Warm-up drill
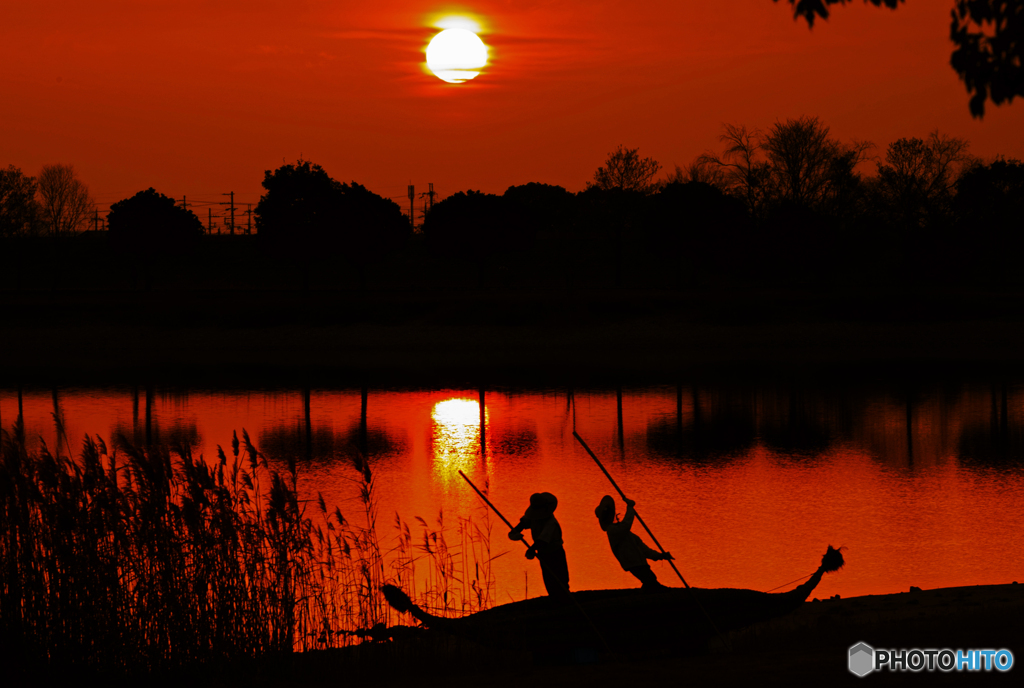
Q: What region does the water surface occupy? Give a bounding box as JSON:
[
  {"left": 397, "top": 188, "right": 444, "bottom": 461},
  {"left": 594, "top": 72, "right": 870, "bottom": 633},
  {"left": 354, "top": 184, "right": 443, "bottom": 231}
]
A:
[{"left": 3, "top": 381, "right": 1022, "bottom": 602}]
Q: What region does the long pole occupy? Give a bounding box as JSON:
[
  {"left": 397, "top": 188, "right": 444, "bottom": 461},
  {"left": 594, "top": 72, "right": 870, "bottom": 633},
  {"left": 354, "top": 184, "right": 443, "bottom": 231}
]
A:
[
  {"left": 572, "top": 430, "right": 732, "bottom": 650},
  {"left": 573, "top": 431, "right": 688, "bottom": 586},
  {"left": 458, "top": 470, "right": 530, "bottom": 549},
  {"left": 457, "top": 470, "right": 613, "bottom": 653}
]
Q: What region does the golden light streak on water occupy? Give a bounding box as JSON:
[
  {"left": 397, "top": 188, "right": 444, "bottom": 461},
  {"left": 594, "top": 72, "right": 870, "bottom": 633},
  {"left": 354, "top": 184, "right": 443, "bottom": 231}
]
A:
[{"left": 430, "top": 397, "right": 488, "bottom": 482}]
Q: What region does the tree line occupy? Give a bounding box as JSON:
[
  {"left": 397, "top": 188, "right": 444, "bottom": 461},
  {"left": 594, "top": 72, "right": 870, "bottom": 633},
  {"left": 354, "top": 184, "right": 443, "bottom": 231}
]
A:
[
  {"left": 2, "top": 116, "right": 1022, "bottom": 290},
  {"left": 0, "top": 163, "right": 94, "bottom": 238}
]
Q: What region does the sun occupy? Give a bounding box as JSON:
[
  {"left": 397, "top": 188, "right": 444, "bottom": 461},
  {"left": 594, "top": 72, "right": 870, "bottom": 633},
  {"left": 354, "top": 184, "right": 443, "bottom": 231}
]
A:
[{"left": 426, "top": 28, "right": 488, "bottom": 84}]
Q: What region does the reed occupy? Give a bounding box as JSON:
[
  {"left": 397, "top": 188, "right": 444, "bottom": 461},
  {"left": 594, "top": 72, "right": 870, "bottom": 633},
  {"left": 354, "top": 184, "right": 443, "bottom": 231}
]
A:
[{"left": 0, "top": 421, "right": 499, "bottom": 677}]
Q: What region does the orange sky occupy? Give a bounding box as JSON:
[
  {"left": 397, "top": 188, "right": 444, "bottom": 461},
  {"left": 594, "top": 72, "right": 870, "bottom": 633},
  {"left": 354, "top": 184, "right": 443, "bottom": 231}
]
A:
[{"left": 2, "top": 1, "right": 1022, "bottom": 214}]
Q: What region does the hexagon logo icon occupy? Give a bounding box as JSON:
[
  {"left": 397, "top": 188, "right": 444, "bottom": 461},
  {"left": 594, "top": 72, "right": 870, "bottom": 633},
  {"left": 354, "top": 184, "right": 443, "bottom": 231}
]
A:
[{"left": 849, "top": 642, "right": 875, "bottom": 677}]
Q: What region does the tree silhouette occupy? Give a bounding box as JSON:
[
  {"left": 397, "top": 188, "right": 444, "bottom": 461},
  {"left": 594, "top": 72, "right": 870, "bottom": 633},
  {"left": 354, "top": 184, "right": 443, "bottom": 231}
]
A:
[
  {"left": 589, "top": 145, "right": 663, "bottom": 194},
  {"left": 645, "top": 181, "right": 751, "bottom": 287},
  {"left": 953, "top": 157, "right": 1024, "bottom": 280},
  {"left": 761, "top": 116, "right": 871, "bottom": 215},
  {"left": 759, "top": 199, "right": 838, "bottom": 282},
  {"left": 698, "top": 118, "right": 870, "bottom": 219},
  {"left": 574, "top": 184, "right": 648, "bottom": 289},
  {"left": 776, "top": 0, "right": 1023, "bottom": 117},
  {"left": 665, "top": 159, "right": 728, "bottom": 188},
  {"left": 0, "top": 165, "right": 41, "bottom": 238},
  {"left": 503, "top": 182, "right": 570, "bottom": 249},
  {"left": 256, "top": 160, "right": 340, "bottom": 258},
  {"left": 335, "top": 181, "right": 411, "bottom": 290},
  {"left": 874, "top": 133, "right": 973, "bottom": 230},
  {"left": 37, "top": 163, "right": 92, "bottom": 236},
  {"left": 951, "top": 1, "right": 1024, "bottom": 117},
  {"left": 696, "top": 125, "right": 775, "bottom": 220},
  {"left": 421, "top": 190, "right": 524, "bottom": 288},
  {"left": 108, "top": 188, "right": 204, "bottom": 288},
  {"left": 775, "top": 0, "right": 901, "bottom": 25},
  {"left": 955, "top": 157, "right": 1024, "bottom": 220},
  {"left": 255, "top": 161, "right": 410, "bottom": 290},
  {"left": 504, "top": 182, "right": 575, "bottom": 287}
]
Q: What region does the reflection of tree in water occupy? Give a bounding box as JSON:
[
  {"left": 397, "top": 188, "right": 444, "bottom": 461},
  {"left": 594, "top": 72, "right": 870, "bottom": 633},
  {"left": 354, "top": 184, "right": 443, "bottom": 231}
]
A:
[
  {"left": 259, "top": 388, "right": 405, "bottom": 466},
  {"left": 958, "top": 384, "right": 1024, "bottom": 466},
  {"left": 113, "top": 420, "right": 201, "bottom": 450},
  {"left": 258, "top": 421, "right": 405, "bottom": 465},
  {"left": 645, "top": 387, "right": 756, "bottom": 462},
  {"left": 490, "top": 427, "right": 539, "bottom": 461},
  {"left": 758, "top": 390, "right": 834, "bottom": 458}
]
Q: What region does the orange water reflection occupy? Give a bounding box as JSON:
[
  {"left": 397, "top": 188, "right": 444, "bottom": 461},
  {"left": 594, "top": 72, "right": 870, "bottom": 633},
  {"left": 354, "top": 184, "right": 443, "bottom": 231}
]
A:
[
  {"left": 2, "top": 384, "right": 1022, "bottom": 603},
  {"left": 430, "top": 397, "right": 488, "bottom": 483}
]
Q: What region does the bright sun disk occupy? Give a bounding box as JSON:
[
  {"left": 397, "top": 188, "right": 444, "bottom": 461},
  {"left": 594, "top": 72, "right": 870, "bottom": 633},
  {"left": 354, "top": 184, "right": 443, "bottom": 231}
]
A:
[{"left": 426, "top": 28, "right": 488, "bottom": 84}]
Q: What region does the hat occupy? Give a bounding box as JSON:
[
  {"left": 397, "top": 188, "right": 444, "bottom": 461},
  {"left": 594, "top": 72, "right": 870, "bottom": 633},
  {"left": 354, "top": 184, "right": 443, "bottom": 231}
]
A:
[
  {"left": 594, "top": 495, "right": 615, "bottom": 524},
  {"left": 525, "top": 492, "right": 558, "bottom": 519}
]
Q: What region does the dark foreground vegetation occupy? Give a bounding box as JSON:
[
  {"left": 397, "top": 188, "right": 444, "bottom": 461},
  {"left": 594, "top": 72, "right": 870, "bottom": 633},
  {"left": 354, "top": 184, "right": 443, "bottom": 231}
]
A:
[{"left": 0, "top": 421, "right": 497, "bottom": 681}]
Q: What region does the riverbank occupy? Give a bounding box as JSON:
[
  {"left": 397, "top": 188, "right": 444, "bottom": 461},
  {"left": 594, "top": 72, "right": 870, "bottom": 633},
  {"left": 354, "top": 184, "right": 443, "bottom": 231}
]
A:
[
  {"left": 241, "top": 582, "right": 1024, "bottom": 687},
  {"left": 12, "top": 584, "right": 1020, "bottom": 687},
  {"left": 6, "top": 287, "right": 1024, "bottom": 384}
]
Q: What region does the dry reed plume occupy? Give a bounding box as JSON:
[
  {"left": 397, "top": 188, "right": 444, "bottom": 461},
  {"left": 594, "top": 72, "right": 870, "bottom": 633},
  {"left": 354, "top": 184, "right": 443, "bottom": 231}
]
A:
[{"left": 0, "top": 419, "right": 499, "bottom": 677}]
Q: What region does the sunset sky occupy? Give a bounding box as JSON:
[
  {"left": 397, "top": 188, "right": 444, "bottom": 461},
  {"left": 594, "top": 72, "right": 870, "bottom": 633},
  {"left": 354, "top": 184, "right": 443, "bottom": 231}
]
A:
[{"left": 3, "top": 1, "right": 1022, "bottom": 214}]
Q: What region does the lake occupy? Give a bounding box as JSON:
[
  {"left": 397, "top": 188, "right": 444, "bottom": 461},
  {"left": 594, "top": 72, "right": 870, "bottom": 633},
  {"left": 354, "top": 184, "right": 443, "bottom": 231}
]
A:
[{"left": 3, "top": 379, "right": 1022, "bottom": 603}]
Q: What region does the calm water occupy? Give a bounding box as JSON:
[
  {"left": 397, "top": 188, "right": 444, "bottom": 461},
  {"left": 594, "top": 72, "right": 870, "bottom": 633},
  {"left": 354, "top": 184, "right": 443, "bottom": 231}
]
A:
[{"left": 3, "top": 382, "right": 1022, "bottom": 601}]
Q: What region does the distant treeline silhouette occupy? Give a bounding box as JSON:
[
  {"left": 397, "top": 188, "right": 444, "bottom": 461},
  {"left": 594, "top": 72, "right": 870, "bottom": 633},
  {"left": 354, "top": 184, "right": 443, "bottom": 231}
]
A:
[{"left": 2, "top": 117, "right": 1022, "bottom": 291}]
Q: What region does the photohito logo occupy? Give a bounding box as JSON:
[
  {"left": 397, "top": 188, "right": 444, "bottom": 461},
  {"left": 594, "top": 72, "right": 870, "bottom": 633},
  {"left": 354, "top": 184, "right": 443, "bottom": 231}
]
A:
[{"left": 849, "top": 642, "right": 1014, "bottom": 676}]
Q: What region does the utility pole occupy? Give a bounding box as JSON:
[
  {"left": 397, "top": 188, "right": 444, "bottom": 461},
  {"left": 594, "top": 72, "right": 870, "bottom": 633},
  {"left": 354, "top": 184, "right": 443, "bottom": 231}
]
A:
[
  {"left": 418, "top": 182, "right": 436, "bottom": 227},
  {"left": 223, "top": 192, "right": 235, "bottom": 235},
  {"left": 246, "top": 203, "right": 252, "bottom": 235},
  {"left": 182, "top": 195, "right": 187, "bottom": 210},
  {"left": 93, "top": 208, "right": 101, "bottom": 233},
  {"left": 208, "top": 208, "right": 212, "bottom": 235},
  {"left": 407, "top": 184, "right": 415, "bottom": 230}
]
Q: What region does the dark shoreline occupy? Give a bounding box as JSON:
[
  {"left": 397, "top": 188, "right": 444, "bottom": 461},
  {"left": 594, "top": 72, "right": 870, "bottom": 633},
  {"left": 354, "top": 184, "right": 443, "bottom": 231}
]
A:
[
  {"left": 7, "top": 288, "right": 1024, "bottom": 385},
  {"left": 87, "top": 582, "right": 1017, "bottom": 688},
  {"left": 253, "top": 582, "right": 1024, "bottom": 687}
]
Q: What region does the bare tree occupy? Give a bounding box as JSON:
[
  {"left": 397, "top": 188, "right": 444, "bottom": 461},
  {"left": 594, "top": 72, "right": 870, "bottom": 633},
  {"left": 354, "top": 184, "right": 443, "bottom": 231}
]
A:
[
  {"left": 699, "top": 118, "right": 871, "bottom": 218},
  {"left": 590, "top": 145, "right": 662, "bottom": 194},
  {"left": 875, "top": 132, "right": 974, "bottom": 228},
  {"left": 698, "top": 124, "right": 774, "bottom": 219},
  {"left": 37, "top": 164, "right": 93, "bottom": 236},
  {"left": 762, "top": 116, "right": 873, "bottom": 211},
  {"left": 0, "top": 165, "right": 41, "bottom": 238},
  {"left": 666, "top": 159, "right": 728, "bottom": 188}
]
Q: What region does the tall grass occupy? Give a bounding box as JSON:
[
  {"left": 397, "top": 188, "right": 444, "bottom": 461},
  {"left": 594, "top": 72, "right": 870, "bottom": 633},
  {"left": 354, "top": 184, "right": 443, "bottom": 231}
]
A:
[{"left": 0, "top": 419, "right": 498, "bottom": 676}]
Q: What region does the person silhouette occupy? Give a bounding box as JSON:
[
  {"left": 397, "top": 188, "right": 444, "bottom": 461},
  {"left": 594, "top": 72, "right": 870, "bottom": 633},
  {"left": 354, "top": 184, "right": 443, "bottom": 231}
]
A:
[
  {"left": 508, "top": 492, "right": 571, "bottom": 602},
  {"left": 595, "top": 495, "right": 673, "bottom": 591}
]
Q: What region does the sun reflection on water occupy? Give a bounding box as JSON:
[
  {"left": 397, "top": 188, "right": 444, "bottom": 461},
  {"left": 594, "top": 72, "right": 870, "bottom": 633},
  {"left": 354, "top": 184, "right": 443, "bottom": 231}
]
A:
[{"left": 431, "top": 397, "right": 488, "bottom": 481}]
